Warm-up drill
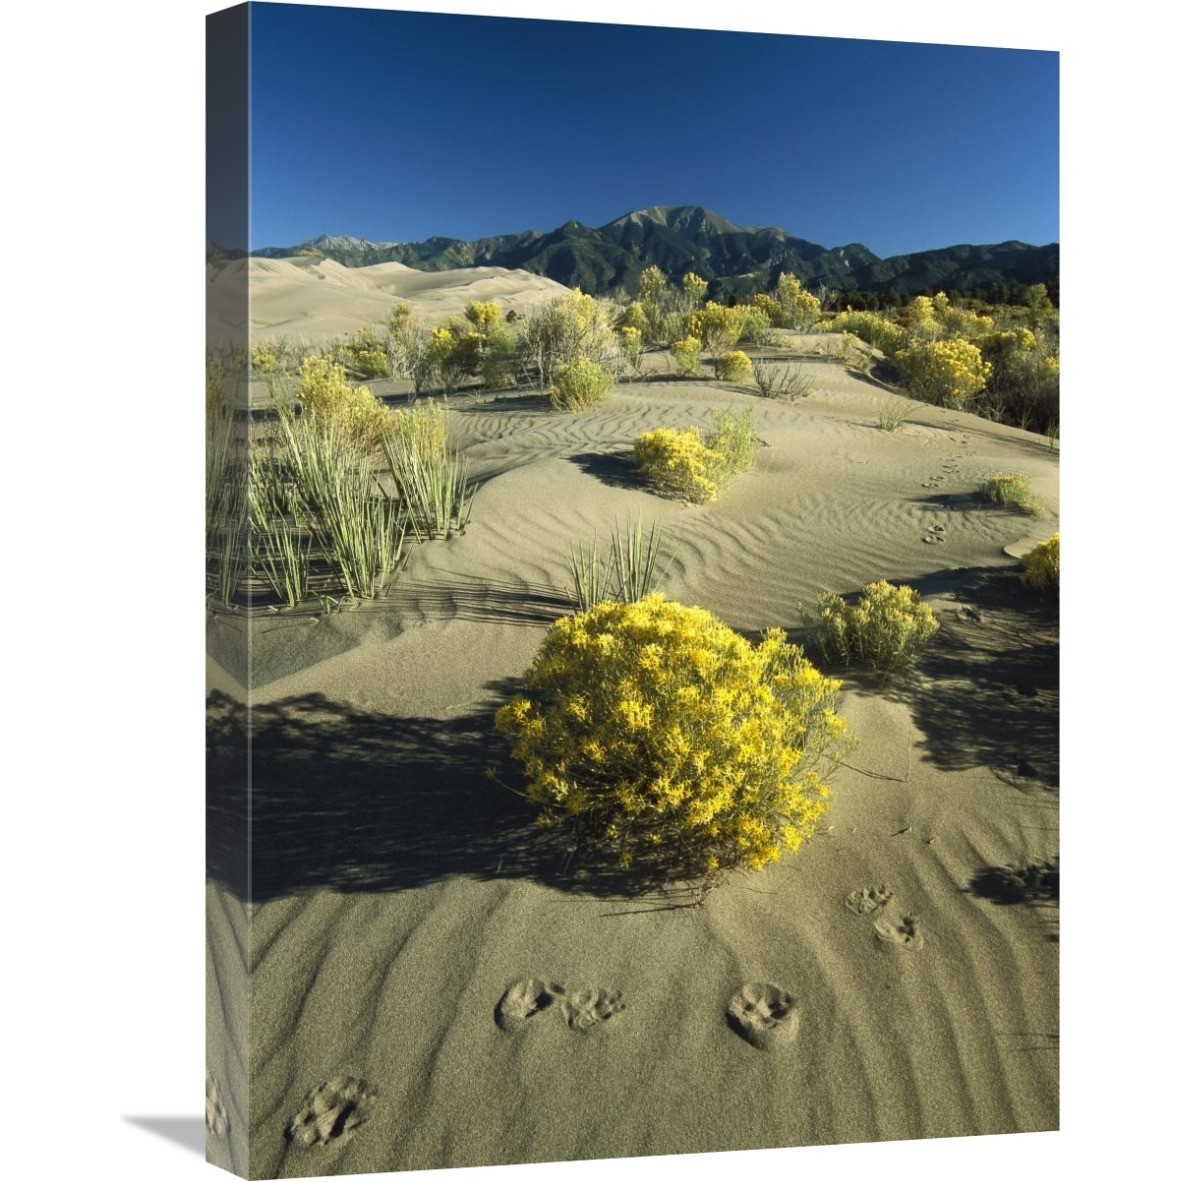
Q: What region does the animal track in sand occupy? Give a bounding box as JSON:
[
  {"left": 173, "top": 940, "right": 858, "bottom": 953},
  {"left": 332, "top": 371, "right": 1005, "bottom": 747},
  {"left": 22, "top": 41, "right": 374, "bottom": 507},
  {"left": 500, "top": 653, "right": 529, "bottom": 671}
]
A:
[
  {"left": 495, "top": 978, "right": 561, "bottom": 1031},
  {"left": 848, "top": 887, "right": 926, "bottom": 950},
  {"left": 873, "top": 914, "right": 925, "bottom": 950},
  {"left": 845, "top": 885, "right": 894, "bottom": 915},
  {"left": 726, "top": 983, "right": 800, "bottom": 1050},
  {"left": 496, "top": 978, "right": 625, "bottom": 1033},
  {"left": 205, "top": 1071, "right": 229, "bottom": 1137},
  {"left": 561, "top": 986, "right": 626, "bottom": 1032},
  {"left": 285, "top": 1077, "right": 377, "bottom": 1147},
  {"left": 922, "top": 522, "right": 948, "bottom": 544}
]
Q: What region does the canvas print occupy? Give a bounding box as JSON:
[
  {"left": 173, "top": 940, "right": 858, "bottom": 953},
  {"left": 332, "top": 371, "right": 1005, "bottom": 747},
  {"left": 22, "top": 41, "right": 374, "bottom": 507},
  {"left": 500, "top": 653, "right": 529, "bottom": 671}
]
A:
[{"left": 206, "top": 4, "right": 1059, "bottom": 1177}]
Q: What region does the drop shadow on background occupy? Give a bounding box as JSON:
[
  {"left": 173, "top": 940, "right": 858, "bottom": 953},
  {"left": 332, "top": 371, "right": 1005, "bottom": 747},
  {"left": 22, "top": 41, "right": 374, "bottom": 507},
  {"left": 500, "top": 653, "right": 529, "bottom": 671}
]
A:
[{"left": 123, "top": 1116, "right": 205, "bottom": 1156}]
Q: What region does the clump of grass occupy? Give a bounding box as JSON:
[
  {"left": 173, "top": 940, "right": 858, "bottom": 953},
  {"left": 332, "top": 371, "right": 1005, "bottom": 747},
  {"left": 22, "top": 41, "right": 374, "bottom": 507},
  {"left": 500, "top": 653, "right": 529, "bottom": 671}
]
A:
[
  {"left": 276, "top": 409, "right": 407, "bottom": 600},
  {"left": 1021, "top": 533, "right": 1059, "bottom": 596},
  {"left": 805, "top": 580, "right": 939, "bottom": 679},
  {"left": 568, "top": 517, "right": 677, "bottom": 611},
  {"left": 876, "top": 400, "right": 922, "bottom": 432},
  {"left": 979, "top": 472, "right": 1042, "bottom": 514},
  {"left": 206, "top": 352, "right": 250, "bottom": 607},
  {"left": 751, "top": 358, "right": 813, "bottom": 401},
  {"left": 382, "top": 401, "right": 475, "bottom": 539}
]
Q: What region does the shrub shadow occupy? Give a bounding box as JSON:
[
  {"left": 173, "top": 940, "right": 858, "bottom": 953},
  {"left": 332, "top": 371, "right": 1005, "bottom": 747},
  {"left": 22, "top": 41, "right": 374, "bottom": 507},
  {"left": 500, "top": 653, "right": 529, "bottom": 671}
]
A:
[
  {"left": 967, "top": 856, "right": 1059, "bottom": 905},
  {"left": 207, "top": 687, "right": 715, "bottom": 905},
  {"left": 823, "top": 566, "right": 1058, "bottom": 785},
  {"left": 567, "top": 450, "right": 644, "bottom": 490}
]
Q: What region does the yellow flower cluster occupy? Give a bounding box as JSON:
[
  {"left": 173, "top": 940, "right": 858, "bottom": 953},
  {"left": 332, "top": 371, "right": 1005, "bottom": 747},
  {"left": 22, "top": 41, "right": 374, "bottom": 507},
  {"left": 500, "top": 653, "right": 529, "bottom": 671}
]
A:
[
  {"left": 670, "top": 335, "right": 702, "bottom": 377},
  {"left": 296, "top": 355, "right": 391, "bottom": 450},
  {"left": 1021, "top": 533, "right": 1059, "bottom": 596},
  {"left": 633, "top": 426, "right": 720, "bottom": 503},
  {"left": 827, "top": 309, "right": 907, "bottom": 357},
  {"left": 495, "top": 594, "right": 852, "bottom": 877},
  {"left": 715, "top": 350, "right": 753, "bottom": 381},
  {"left": 894, "top": 337, "right": 991, "bottom": 406}
]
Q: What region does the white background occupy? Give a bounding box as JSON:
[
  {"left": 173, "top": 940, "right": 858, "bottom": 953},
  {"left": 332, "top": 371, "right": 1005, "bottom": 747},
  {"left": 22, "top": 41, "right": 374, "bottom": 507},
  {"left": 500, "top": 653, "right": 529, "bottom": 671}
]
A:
[{"left": 2, "top": 2, "right": 1171, "bottom": 1180}]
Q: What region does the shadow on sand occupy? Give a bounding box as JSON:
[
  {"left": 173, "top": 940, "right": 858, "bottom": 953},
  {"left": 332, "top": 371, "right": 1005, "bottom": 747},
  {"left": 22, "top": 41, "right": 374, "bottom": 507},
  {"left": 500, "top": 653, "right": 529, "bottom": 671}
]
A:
[
  {"left": 207, "top": 686, "right": 711, "bottom": 905},
  {"left": 824, "top": 565, "right": 1059, "bottom": 787}
]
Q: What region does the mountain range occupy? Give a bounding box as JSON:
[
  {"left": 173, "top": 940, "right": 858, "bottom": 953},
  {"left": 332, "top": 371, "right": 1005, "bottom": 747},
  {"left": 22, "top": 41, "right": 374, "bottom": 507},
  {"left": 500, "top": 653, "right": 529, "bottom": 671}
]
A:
[{"left": 249, "top": 205, "right": 1059, "bottom": 299}]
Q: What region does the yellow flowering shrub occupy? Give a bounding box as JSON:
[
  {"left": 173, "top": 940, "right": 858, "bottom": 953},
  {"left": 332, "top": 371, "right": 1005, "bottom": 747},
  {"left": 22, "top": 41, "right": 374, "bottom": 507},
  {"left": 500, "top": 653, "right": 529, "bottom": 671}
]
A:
[
  {"left": 670, "top": 335, "right": 702, "bottom": 376},
  {"left": 550, "top": 357, "right": 614, "bottom": 410},
  {"left": 1021, "top": 533, "right": 1059, "bottom": 596},
  {"left": 296, "top": 355, "right": 391, "bottom": 450},
  {"left": 776, "top": 273, "right": 821, "bottom": 330},
  {"left": 633, "top": 426, "right": 719, "bottom": 503},
  {"left": 715, "top": 350, "right": 753, "bottom": 381},
  {"left": 809, "top": 580, "right": 939, "bottom": 675},
  {"left": 690, "top": 302, "right": 746, "bottom": 357},
  {"left": 633, "top": 408, "right": 758, "bottom": 503},
  {"left": 251, "top": 343, "right": 279, "bottom": 373},
  {"left": 495, "top": 595, "right": 852, "bottom": 879},
  {"left": 894, "top": 337, "right": 991, "bottom": 407},
  {"left": 827, "top": 310, "right": 907, "bottom": 357}
]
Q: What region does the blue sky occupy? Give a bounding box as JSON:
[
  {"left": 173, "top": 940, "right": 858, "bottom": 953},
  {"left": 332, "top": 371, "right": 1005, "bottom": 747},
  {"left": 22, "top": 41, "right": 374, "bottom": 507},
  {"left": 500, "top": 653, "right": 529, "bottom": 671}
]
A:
[{"left": 244, "top": 3, "right": 1058, "bottom": 260}]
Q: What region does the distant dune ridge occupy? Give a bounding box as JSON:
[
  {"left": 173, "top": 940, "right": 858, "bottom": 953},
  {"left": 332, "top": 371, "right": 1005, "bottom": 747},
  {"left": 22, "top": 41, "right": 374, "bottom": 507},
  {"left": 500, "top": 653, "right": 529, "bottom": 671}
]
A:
[
  {"left": 206, "top": 263, "right": 1058, "bottom": 1177},
  {"left": 207, "top": 255, "right": 572, "bottom": 344}
]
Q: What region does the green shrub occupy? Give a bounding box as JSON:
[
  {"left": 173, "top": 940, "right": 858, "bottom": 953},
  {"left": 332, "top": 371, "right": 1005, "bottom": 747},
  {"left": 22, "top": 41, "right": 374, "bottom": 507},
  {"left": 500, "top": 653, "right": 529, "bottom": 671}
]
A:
[
  {"left": 1021, "top": 533, "right": 1059, "bottom": 595},
  {"left": 271, "top": 408, "right": 406, "bottom": 601},
  {"left": 549, "top": 357, "right": 613, "bottom": 410},
  {"left": 519, "top": 290, "right": 621, "bottom": 385},
  {"left": 808, "top": 580, "right": 939, "bottom": 675},
  {"left": 979, "top": 472, "right": 1041, "bottom": 514},
  {"left": 670, "top": 336, "right": 702, "bottom": 377},
  {"left": 704, "top": 407, "right": 758, "bottom": 480},
  {"left": 382, "top": 401, "right": 474, "bottom": 539},
  {"left": 495, "top": 594, "right": 852, "bottom": 880},
  {"left": 715, "top": 350, "right": 753, "bottom": 381}
]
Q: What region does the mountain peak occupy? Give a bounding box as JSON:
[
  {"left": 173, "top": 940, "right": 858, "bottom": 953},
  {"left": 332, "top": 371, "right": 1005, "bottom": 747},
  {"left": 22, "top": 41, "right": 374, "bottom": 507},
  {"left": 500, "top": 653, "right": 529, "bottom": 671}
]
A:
[{"left": 609, "top": 205, "right": 745, "bottom": 235}]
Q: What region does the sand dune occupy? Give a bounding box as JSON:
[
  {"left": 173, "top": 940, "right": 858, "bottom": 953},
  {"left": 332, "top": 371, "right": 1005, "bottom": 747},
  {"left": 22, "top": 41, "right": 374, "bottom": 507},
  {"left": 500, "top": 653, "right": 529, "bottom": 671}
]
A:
[
  {"left": 206, "top": 255, "right": 571, "bottom": 345},
  {"left": 207, "top": 307, "right": 1058, "bottom": 1176}
]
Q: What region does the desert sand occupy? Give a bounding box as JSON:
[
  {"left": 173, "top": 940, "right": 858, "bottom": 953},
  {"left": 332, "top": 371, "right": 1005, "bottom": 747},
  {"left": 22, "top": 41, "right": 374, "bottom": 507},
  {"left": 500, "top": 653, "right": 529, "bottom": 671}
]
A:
[
  {"left": 206, "top": 270, "right": 1058, "bottom": 1178},
  {"left": 207, "top": 255, "right": 571, "bottom": 345}
]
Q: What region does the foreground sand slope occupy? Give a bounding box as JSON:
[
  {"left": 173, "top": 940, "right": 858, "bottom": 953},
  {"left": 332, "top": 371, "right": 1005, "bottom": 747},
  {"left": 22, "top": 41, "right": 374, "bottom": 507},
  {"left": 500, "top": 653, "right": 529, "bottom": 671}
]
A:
[{"left": 207, "top": 358, "right": 1058, "bottom": 1177}]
